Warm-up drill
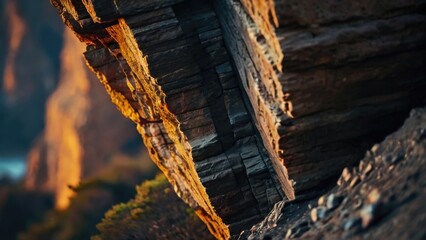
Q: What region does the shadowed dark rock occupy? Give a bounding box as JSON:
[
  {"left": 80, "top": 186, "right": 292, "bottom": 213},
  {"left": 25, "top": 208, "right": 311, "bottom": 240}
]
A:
[{"left": 48, "top": 0, "right": 426, "bottom": 238}]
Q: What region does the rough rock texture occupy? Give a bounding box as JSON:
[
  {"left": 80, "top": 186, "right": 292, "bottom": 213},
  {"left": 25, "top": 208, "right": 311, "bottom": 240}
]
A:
[
  {"left": 242, "top": 107, "right": 426, "bottom": 240},
  {"left": 217, "top": 0, "right": 426, "bottom": 199},
  {"left": 215, "top": 0, "right": 294, "bottom": 200},
  {"left": 274, "top": 0, "right": 426, "bottom": 194},
  {"left": 25, "top": 28, "right": 138, "bottom": 209},
  {"left": 49, "top": 0, "right": 426, "bottom": 238},
  {"left": 50, "top": 0, "right": 289, "bottom": 238},
  {"left": 0, "top": 0, "right": 63, "bottom": 153}
]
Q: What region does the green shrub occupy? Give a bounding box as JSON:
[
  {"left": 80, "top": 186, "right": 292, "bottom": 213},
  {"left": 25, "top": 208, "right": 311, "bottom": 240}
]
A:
[{"left": 93, "top": 174, "right": 213, "bottom": 240}]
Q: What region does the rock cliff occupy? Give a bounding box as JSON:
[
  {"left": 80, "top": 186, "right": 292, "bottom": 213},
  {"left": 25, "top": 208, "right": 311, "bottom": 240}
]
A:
[
  {"left": 243, "top": 107, "right": 426, "bottom": 239},
  {"left": 275, "top": 0, "right": 426, "bottom": 194},
  {"left": 48, "top": 0, "right": 426, "bottom": 238}
]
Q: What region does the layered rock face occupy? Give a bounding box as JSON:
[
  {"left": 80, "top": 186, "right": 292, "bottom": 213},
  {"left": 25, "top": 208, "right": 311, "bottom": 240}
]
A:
[
  {"left": 49, "top": 0, "right": 426, "bottom": 238},
  {"left": 243, "top": 107, "right": 426, "bottom": 239},
  {"left": 274, "top": 0, "right": 426, "bottom": 194},
  {"left": 219, "top": 0, "right": 426, "bottom": 197},
  {"left": 50, "top": 0, "right": 288, "bottom": 237},
  {"left": 0, "top": 0, "right": 63, "bottom": 153},
  {"left": 25, "top": 28, "right": 138, "bottom": 209}
]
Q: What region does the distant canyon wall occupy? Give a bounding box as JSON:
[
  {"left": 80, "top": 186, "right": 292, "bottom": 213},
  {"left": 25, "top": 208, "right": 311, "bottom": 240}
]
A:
[
  {"left": 49, "top": 0, "right": 426, "bottom": 238},
  {"left": 25, "top": 28, "right": 139, "bottom": 209},
  {"left": 0, "top": 0, "right": 63, "bottom": 153},
  {"left": 0, "top": 0, "right": 141, "bottom": 209}
]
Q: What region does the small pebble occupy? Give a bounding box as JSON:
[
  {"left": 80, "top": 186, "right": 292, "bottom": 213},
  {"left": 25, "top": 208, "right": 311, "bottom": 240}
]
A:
[
  {"left": 342, "top": 168, "right": 352, "bottom": 182},
  {"left": 371, "top": 144, "right": 380, "bottom": 154},
  {"left": 360, "top": 203, "right": 382, "bottom": 228},
  {"left": 285, "top": 229, "right": 292, "bottom": 239},
  {"left": 317, "top": 207, "right": 327, "bottom": 220},
  {"left": 327, "top": 193, "right": 343, "bottom": 210},
  {"left": 374, "top": 156, "right": 382, "bottom": 164},
  {"left": 310, "top": 208, "right": 318, "bottom": 222},
  {"left": 343, "top": 217, "right": 361, "bottom": 230},
  {"left": 318, "top": 196, "right": 325, "bottom": 206},
  {"left": 349, "top": 176, "right": 360, "bottom": 188},
  {"left": 311, "top": 207, "right": 327, "bottom": 222},
  {"left": 367, "top": 188, "right": 381, "bottom": 203},
  {"left": 364, "top": 163, "right": 373, "bottom": 176},
  {"left": 360, "top": 205, "right": 374, "bottom": 228}
]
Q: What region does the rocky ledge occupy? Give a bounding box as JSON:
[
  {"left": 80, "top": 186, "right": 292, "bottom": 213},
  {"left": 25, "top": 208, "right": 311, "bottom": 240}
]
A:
[
  {"left": 48, "top": 0, "right": 426, "bottom": 238},
  {"left": 242, "top": 107, "right": 426, "bottom": 239}
]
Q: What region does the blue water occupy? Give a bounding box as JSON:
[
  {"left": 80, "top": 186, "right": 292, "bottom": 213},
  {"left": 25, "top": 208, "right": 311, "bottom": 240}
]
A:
[{"left": 0, "top": 156, "right": 26, "bottom": 180}]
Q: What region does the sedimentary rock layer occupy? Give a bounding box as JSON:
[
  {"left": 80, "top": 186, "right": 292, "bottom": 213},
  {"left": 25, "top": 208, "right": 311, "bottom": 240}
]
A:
[
  {"left": 49, "top": 0, "right": 426, "bottom": 238},
  {"left": 274, "top": 0, "right": 426, "bottom": 193},
  {"left": 217, "top": 0, "right": 426, "bottom": 198},
  {"left": 215, "top": 0, "right": 295, "bottom": 201},
  {"left": 244, "top": 107, "right": 426, "bottom": 239},
  {"left": 50, "top": 0, "right": 287, "bottom": 238}
]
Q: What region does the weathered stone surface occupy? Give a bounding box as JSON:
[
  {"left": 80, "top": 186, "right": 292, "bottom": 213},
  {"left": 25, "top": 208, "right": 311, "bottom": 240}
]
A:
[
  {"left": 242, "top": 107, "right": 426, "bottom": 239},
  {"left": 50, "top": 0, "right": 287, "bottom": 238},
  {"left": 215, "top": 0, "right": 294, "bottom": 202},
  {"left": 218, "top": 0, "right": 425, "bottom": 199},
  {"left": 49, "top": 0, "right": 426, "bottom": 238},
  {"left": 274, "top": 0, "right": 426, "bottom": 194},
  {"left": 275, "top": 0, "right": 426, "bottom": 27}
]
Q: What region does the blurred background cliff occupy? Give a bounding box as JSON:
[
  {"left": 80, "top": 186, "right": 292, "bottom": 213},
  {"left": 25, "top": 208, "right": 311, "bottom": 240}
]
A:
[{"left": 0, "top": 1, "right": 209, "bottom": 239}]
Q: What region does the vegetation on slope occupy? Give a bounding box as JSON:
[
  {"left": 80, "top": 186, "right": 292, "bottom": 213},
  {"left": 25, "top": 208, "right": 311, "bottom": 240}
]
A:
[
  {"left": 93, "top": 174, "right": 212, "bottom": 240},
  {"left": 18, "top": 158, "right": 156, "bottom": 240}
]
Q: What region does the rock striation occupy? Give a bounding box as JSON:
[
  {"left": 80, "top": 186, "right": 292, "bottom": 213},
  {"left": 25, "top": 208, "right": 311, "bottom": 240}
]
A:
[
  {"left": 275, "top": 0, "right": 426, "bottom": 194},
  {"left": 49, "top": 0, "right": 426, "bottom": 238},
  {"left": 243, "top": 107, "right": 426, "bottom": 239}
]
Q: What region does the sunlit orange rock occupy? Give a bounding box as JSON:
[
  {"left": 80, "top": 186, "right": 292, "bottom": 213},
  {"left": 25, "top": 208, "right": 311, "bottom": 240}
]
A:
[
  {"left": 3, "top": 0, "right": 26, "bottom": 95},
  {"left": 49, "top": 0, "right": 426, "bottom": 238},
  {"left": 25, "top": 28, "right": 138, "bottom": 209}
]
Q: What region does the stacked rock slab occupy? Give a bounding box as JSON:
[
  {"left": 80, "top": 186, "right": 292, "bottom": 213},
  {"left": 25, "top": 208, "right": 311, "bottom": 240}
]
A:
[
  {"left": 217, "top": 0, "right": 425, "bottom": 197},
  {"left": 50, "top": 0, "right": 426, "bottom": 238},
  {"left": 51, "top": 0, "right": 286, "bottom": 238},
  {"left": 274, "top": 0, "right": 426, "bottom": 193}
]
